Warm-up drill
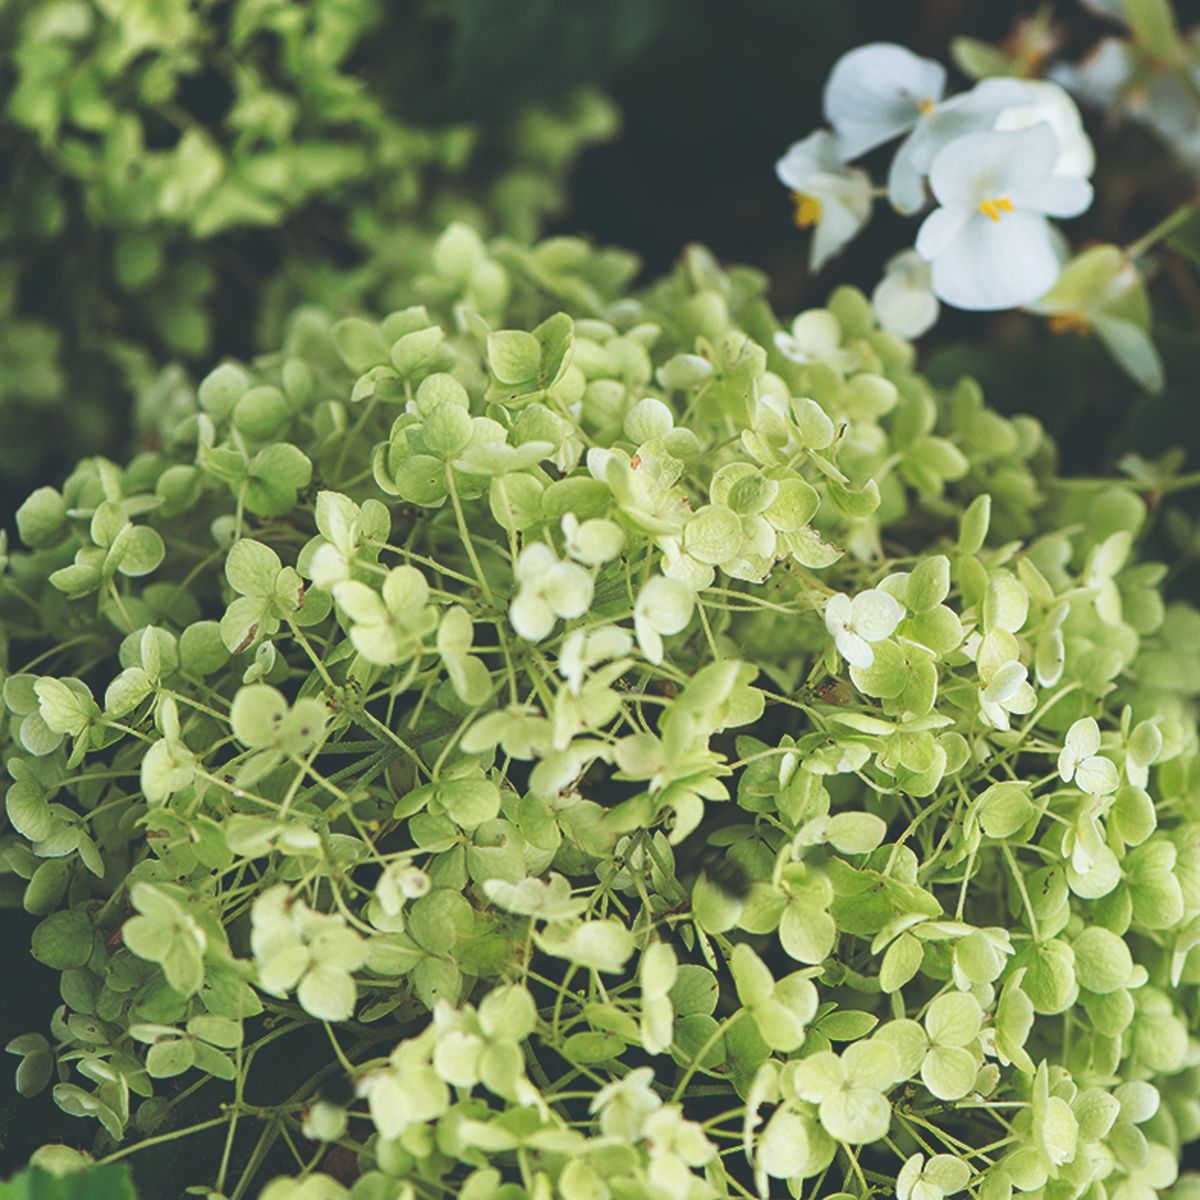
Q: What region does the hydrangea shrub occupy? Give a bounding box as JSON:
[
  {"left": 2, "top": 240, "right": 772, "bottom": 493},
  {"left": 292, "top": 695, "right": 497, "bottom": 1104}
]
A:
[{"left": 3, "top": 227, "right": 1200, "bottom": 1200}]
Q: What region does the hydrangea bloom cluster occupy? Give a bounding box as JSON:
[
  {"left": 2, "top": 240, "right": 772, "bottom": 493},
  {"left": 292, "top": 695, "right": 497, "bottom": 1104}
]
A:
[{"left": 4, "top": 226, "right": 1200, "bottom": 1200}]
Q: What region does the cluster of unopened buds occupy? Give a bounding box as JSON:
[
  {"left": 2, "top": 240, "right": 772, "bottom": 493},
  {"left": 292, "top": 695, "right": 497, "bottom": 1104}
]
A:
[{"left": 777, "top": 42, "right": 1096, "bottom": 336}]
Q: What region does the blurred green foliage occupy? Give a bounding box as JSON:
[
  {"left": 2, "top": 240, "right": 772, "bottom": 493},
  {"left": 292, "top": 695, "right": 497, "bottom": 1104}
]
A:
[{"left": 0, "top": 0, "right": 666, "bottom": 507}]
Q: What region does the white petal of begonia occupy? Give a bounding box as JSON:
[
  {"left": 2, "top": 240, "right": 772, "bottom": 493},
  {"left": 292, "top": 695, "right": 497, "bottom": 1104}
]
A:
[
  {"left": 915, "top": 207, "right": 970, "bottom": 260},
  {"left": 823, "top": 43, "right": 947, "bottom": 159},
  {"left": 993, "top": 81, "right": 1095, "bottom": 178},
  {"left": 1008, "top": 173, "right": 1094, "bottom": 218},
  {"left": 872, "top": 249, "right": 940, "bottom": 339},
  {"left": 887, "top": 78, "right": 1043, "bottom": 213},
  {"left": 776, "top": 131, "right": 873, "bottom": 271},
  {"left": 930, "top": 123, "right": 1059, "bottom": 208},
  {"left": 917, "top": 125, "right": 1093, "bottom": 311},
  {"left": 926, "top": 210, "right": 1062, "bottom": 310}
]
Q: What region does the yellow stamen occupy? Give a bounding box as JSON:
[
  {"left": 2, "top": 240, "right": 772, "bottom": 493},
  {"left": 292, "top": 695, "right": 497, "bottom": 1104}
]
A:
[
  {"left": 978, "top": 196, "right": 1014, "bottom": 223},
  {"left": 918, "top": 97, "right": 936, "bottom": 116},
  {"left": 791, "top": 192, "right": 822, "bottom": 228},
  {"left": 1049, "top": 312, "right": 1091, "bottom": 338}
]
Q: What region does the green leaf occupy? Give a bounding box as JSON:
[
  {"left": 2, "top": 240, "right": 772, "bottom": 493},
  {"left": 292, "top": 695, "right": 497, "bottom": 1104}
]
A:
[
  {"left": 0, "top": 1164, "right": 137, "bottom": 1199},
  {"left": 31, "top": 910, "right": 93, "bottom": 970}
]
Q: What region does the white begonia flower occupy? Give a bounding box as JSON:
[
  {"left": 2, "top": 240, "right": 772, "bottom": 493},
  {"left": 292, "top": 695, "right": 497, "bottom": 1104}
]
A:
[
  {"left": 1058, "top": 717, "right": 1120, "bottom": 796},
  {"left": 826, "top": 44, "right": 1091, "bottom": 210},
  {"left": 825, "top": 44, "right": 1042, "bottom": 213},
  {"left": 915, "top": 124, "right": 1093, "bottom": 310},
  {"left": 897, "top": 1153, "right": 972, "bottom": 1200},
  {"left": 775, "top": 130, "right": 873, "bottom": 271},
  {"left": 509, "top": 543, "right": 594, "bottom": 642},
  {"left": 993, "top": 81, "right": 1095, "bottom": 178},
  {"left": 634, "top": 574, "right": 696, "bottom": 665},
  {"left": 823, "top": 42, "right": 948, "bottom": 160},
  {"left": 978, "top": 660, "right": 1036, "bottom": 731},
  {"left": 825, "top": 589, "right": 905, "bottom": 670},
  {"left": 872, "top": 249, "right": 940, "bottom": 339},
  {"left": 773, "top": 309, "right": 859, "bottom": 372}
]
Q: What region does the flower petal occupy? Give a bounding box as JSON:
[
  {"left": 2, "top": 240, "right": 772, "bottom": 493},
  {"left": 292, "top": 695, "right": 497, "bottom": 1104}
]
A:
[
  {"left": 775, "top": 129, "right": 840, "bottom": 190},
  {"left": 929, "top": 125, "right": 1060, "bottom": 209},
  {"left": 929, "top": 211, "right": 1061, "bottom": 311},
  {"left": 824, "top": 43, "right": 946, "bottom": 159},
  {"left": 916, "top": 207, "right": 969, "bottom": 262},
  {"left": 811, "top": 186, "right": 873, "bottom": 271},
  {"left": 1009, "top": 172, "right": 1094, "bottom": 218}
]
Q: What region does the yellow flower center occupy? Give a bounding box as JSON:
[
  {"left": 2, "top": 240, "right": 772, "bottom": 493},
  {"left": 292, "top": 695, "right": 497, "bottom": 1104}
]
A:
[
  {"left": 791, "top": 192, "right": 822, "bottom": 228},
  {"left": 918, "top": 97, "right": 936, "bottom": 116},
  {"left": 978, "top": 196, "right": 1014, "bottom": 223},
  {"left": 1049, "top": 312, "right": 1092, "bottom": 338}
]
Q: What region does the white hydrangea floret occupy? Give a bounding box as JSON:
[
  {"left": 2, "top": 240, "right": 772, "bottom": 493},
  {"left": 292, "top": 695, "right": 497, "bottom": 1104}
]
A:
[
  {"left": 825, "top": 589, "right": 905, "bottom": 669},
  {"left": 775, "top": 130, "right": 873, "bottom": 271},
  {"left": 589, "top": 1066, "right": 662, "bottom": 1140},
  {"left": 558, "top": 625, "right": 634, "bottom": 694},
  {"left": 897, "top": 1152, "right": 972, "bottom": 1200},
  {"left": 634, "top": 574, "right": 696, "bottom": 665},
  {"left": 978, "top": 659, "right": 1036, "bottom": 732},
  {"left": 1058, "top": 717, "right": 1119, "bottom": 796},
  {"left": 509, "top": 543, "right": 594, "bottom": 642},
  {"left": 773, "top": 309, "right": 859, "bottom": 371},
  {"left": 561, "top": 512, "right": 626, "bottom": 566},
  {"left": 250, "top": 885, "right": 368, "bottom": 1022},
  {"left": 915, "top": 124, "right": 1093, "bottom": 310}
]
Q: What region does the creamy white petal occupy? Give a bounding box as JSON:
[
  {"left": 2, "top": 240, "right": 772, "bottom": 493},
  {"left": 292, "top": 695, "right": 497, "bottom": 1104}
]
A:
[
  {"left": 915, "top": 207, "right": 968, "bottom": 261},
  {"left": 838, "top": 631, "right": 876, "bottom": 670},
  {"left": 993, "top": 81, "right": 1095, "bottom": 177},
  {"left": 886, "top": 81, "right": 1039, "bottom": 214},
  {"left": 929, "top": 125, "right": 1059, "bottom": 209},
  {"left": 823, "top": 43, "right": 946, "bottom": 160},
  {"left": 810, "top": 188, "right": 873, "bottom": 271},
  {"left": 1008, "top": 173, "right": 1093, "bottom": 218},
  {"left": 775, "top": 129, "right": 843, "bottom": 190},
  {"left": 872, "top": 250, "right": 939, "bottom": 339},
  {"left": 887, "top": 132, "right": 929, "bottom": 215},
  {"left": 929, "top": 211, "right": 1061, "bottom": 311}
]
